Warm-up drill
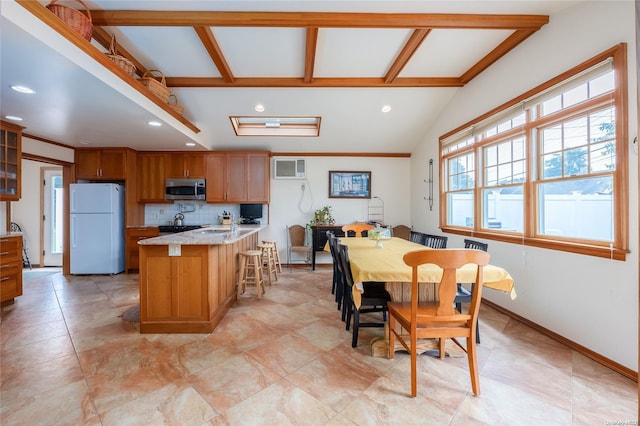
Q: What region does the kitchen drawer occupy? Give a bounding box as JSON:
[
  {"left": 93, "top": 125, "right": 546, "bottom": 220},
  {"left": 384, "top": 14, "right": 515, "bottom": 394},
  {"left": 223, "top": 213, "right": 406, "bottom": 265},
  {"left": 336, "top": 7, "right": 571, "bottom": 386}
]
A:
[
  {"left": 0, "top": 273, "right": 19, "bottom": 296},
  {"left": 0, "top": 237, "right": 20, "bottom": 264}
]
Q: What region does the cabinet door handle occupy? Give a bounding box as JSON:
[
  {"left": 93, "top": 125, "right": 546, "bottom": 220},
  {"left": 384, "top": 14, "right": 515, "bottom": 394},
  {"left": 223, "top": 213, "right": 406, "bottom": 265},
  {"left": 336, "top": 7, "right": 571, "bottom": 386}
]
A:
[
  {"left": 0, "top": 276, "right": 9, "bottom": 282},
  {"left": 0, "top": 251, "right": 9, "bottom": 256}
]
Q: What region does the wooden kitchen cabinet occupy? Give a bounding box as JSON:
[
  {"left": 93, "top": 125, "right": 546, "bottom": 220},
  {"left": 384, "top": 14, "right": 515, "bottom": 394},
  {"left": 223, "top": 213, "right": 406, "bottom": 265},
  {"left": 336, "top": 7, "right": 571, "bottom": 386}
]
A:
[
  {"left": 137, "top": 153, "right": 166, "bottom": 202},
  {"left": 165, "top": 153, "right": 206, "bottom": 178},
  {"left": 75, "top": 148, "right": 127, "bottom": 179},
  {"left": 1, "top": 235, "right": 23, "bottom": 303},
  {"left": 126, "top": 226, "right": 159, "bottom": 272},
  {"left": 205, "top": 151, "right": 269, "bottom": 203},
  {"left": 0, "top": 120, "right": 23, "bottom": 201}
]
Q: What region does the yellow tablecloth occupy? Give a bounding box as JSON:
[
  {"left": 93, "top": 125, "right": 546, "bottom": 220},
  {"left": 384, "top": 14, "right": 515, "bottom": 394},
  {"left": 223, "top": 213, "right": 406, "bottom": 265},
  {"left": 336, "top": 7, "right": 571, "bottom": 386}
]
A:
[{"left": 330, "top": 237, "right": 516, "bottom": 307}]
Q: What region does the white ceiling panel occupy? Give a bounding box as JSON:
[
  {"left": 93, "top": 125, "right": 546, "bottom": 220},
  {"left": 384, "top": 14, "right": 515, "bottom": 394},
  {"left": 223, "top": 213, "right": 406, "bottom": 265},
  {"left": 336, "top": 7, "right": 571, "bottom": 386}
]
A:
[
  {"left": 116, "top": 26, "right": 221, "bottom": 77},
  {"left": 401, "top": 29, "right": 513, "bottom": 77},
  {"left": 315, "top": 28, "right": 411, "bottom": 77},
  {"left": 213, "top": 27, "right": 305, "bottom": 77}
]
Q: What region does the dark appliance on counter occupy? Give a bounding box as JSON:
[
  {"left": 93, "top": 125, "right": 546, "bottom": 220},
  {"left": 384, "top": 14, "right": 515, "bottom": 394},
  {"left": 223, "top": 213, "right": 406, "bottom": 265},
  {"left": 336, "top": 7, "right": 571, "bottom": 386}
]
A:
[
  {"left": 165, "top": 178, "right": 206, "bottom": 201},
  {"left": 158, "top": 225, "right": 203, "bottom": 235},
  {"left": 240, "top": 203, "right": 263, "bottom": 224}
]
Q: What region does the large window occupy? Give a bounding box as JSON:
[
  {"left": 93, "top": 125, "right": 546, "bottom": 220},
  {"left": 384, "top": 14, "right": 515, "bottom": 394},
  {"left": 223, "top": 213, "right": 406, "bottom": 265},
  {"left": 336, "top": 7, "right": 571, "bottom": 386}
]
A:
[{"left": 440, "top": 44, "right": 628, "bottom": 260}]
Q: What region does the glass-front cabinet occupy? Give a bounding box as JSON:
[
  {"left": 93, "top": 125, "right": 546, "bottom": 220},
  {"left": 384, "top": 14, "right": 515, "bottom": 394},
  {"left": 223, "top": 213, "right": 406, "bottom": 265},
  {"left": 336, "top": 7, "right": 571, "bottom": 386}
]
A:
[{"left": 0, "top": 120, "right": 23, "bottom": 201}]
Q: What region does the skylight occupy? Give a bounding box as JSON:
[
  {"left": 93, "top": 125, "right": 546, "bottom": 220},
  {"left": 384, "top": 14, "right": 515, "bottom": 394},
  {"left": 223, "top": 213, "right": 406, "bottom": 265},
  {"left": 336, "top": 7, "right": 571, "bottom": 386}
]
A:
[{"left": 230, "top": 116, "right": 321, "bottom": 137}]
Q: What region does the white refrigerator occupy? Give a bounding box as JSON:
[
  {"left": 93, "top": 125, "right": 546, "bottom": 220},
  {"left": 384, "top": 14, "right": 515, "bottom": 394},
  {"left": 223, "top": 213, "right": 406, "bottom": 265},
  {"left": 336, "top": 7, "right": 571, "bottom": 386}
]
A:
[{"left": 70, "top": 183, "right": 125, "bottom": 274}]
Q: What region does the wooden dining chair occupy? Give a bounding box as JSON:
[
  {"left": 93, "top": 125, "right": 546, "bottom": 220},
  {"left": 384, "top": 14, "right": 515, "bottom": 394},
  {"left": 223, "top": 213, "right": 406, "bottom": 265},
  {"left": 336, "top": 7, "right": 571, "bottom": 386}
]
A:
[
  {"left": 392, "top": 224, "right": 412, "bottom": 240},
  {"left": 341, "top": 223, "right": 374, "bottom": 237},
  {"left": 337, "top": 243, "right": 391, "bottom": 347},
  {"left": 388, "top": 248, "right": 490, "bottom": 397},
  {"left": 326, "top": 231, "right": 344, "bottom": 309},
  {"left": 423, "top": 234, "right": 448, "bottom": 249},
  {"left": 455, "top": 239, "right": 489, "bottom": 343},
  {"left": 286, "top": 225, "right": 311, "bottom": 270},
  {"left": 409, "top": 230, "right": 427, "bottom": 245}
]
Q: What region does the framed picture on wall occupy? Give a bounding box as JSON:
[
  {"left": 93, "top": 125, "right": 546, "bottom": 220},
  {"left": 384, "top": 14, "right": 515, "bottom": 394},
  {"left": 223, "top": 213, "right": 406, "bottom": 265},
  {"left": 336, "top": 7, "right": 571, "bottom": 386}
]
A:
[{"left": 329, "top": 171, "right": 371, "bottom": 199}]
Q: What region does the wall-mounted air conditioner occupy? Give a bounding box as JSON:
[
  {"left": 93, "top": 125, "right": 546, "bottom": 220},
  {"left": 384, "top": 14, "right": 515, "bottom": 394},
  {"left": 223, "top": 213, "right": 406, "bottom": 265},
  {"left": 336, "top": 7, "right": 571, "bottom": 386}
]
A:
[{"left": 273, "top": 158, "right": 306, "bottom": 179}]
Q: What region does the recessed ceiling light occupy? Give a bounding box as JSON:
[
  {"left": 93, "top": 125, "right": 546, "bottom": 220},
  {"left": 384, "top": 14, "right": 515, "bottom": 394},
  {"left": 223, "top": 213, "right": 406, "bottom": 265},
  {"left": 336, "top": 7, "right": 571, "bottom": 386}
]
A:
[
  {"left": 148, "top": 121, "right": 162, "bottom": 127},
  {"left": 185, "top": 142, "right": 196, "bottom": 147},
  {"left": 4, "top": 115, "right": 23, "bottom": 121},
  {"left": 79, "top": 141, "right": 90, "bottom": 145},
  {"left": 381, "top": 105, "right": 392, "bottom": 113},
  {"left": 254, "top": 104, "right": 265, "bottom": 112},
  {"left": 10, "top": 85, "right": 35, "bottom": 94}
]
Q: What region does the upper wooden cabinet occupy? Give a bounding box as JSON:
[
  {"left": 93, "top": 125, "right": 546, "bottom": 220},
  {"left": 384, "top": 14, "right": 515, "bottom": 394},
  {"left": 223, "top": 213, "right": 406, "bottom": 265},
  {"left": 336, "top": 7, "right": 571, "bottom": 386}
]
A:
[
  {"left": 75, "top": 148, "right": 127, "bottom": 180},
  {"left": 137, "top": 153, "right": 166, "bottom": 203},
  {"left": 166, "top": 153, "right": 206, "bottom": 178},
  {"left": 0, "top": 121, "right": 23, "bottom": 201},
  {"left": 206, "top": 151, "right": 269, "bottom": 203}
]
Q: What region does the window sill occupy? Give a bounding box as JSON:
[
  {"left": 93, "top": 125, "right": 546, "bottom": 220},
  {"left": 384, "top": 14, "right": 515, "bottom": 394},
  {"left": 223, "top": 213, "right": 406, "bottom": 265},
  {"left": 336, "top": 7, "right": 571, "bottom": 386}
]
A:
[{"left": 441, "top": 227, "right": 628, "bottom": 261}]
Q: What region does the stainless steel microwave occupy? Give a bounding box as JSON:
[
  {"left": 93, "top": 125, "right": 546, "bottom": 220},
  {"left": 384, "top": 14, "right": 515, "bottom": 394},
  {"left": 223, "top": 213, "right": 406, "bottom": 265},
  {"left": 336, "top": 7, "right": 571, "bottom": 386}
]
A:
[{"left": 165, "top": 178, "right": 206, "bottom": 200}]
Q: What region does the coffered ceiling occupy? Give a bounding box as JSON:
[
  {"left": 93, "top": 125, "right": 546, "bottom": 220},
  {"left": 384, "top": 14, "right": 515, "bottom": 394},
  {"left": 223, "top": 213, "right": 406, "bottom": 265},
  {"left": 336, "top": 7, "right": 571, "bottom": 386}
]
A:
[{"left": 0, "top": 1, "right": 579, "bottom": 153}]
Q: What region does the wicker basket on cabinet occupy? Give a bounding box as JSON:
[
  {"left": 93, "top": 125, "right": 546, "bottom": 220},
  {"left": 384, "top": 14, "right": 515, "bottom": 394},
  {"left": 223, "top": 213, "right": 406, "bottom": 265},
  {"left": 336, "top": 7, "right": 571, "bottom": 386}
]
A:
[
  {"left": 140, "top": 70, "right": 171, "bottom": 103},
  {"left": 46, "top": 0, "right": 92, "bottom": 41}
]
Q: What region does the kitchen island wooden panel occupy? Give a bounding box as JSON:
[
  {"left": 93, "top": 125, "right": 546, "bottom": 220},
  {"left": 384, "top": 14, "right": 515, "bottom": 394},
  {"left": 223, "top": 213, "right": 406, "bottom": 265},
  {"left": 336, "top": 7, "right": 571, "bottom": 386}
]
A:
[{"left": 138, "top": 227, "right": 258, "bottom": 333}]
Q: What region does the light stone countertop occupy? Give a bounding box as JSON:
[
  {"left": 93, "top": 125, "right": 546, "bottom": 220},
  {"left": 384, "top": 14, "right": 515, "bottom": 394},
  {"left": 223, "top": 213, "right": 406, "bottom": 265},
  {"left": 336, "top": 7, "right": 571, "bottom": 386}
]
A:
[
  {"left": 0, "top": 231, "right": 23, "bottom": 238},
  {"left": 138, "top": 225, "right": 263, "bottom": 246}
]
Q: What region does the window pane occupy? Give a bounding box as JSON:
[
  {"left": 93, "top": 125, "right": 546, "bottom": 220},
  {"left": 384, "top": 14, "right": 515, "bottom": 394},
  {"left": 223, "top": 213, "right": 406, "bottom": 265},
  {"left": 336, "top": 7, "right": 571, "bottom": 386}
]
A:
[
  {"left": 590, "top": 142, "right": 615, "bottom": 172},
  {"left": 564, "top": 83, "right": 588, "bottom": 107},
  {"left": 482, "top": 187, "right": 524, "bottom": 232},
  {"left": 542, "top": 95, "right": 562, "bottom": 115},
  {"left": 542, "top": 153, "right": 562, "bottom": 179},
  {"left": 564, "top": 117, "right": 587, "bottom": 149},
  {"left": 486, "top": 166, "right": 498, "bottom": 186},
  {"left": 497, "top": 142, "right": 512, "bottom": 163},
  {"left": 485, "top": 145, "right": 497, "bottom": 167},
  {"left": 448, "top": 154, "right": 474, "bottom": 190},
  {"left": 542, "top": 126, "right": 562, "bottom": 153},
  {"left": 447, "top": 191, "right": 474, "bottom": 227},
  {"left": 564, "top": 147, "right": 588, "bottom": 176},
  {"left": 513, "top": 138, "right": 525, "bottom": 160},
  {"left": 513, "top": 160, "right": 526, "bottom": 182},
  {"left": 589, "top": 71, "right": 614, "bottom": 97},
  {"left": 537, "top": 176, "right": 613, "bottom": 241}
]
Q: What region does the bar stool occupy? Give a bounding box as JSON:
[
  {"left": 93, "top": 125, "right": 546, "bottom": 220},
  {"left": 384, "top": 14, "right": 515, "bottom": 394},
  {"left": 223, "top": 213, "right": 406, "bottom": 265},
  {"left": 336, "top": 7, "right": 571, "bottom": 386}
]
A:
[
  {"left": 238, "top": 250, "right": 265, "bottom": 299},
  {"left": 257, "top": 243, "right": 278, "bottom": 286},
  {"left": 262, "top": 239, "right": 282, "bottom": 273}
]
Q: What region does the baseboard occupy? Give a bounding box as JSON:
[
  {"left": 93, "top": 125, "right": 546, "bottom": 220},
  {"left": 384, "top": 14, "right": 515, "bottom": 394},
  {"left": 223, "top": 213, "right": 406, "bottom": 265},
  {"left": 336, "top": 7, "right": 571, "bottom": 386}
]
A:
[{"left": 482, "top": 299, "right": 637, "bottom": 382}]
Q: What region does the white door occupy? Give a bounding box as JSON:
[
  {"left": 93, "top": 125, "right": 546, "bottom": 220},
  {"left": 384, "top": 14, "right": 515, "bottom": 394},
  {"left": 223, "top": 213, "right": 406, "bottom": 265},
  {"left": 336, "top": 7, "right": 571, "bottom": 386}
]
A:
[{"left": 42, "top": 168, "right": 63, "bottom": 266}]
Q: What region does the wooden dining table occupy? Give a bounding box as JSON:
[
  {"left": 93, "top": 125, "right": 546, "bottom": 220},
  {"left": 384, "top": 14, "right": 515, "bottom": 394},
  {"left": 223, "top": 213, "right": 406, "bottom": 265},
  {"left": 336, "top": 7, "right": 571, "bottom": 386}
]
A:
[{"left": 331, "top": 237, "right": 516, "bottom": 356}]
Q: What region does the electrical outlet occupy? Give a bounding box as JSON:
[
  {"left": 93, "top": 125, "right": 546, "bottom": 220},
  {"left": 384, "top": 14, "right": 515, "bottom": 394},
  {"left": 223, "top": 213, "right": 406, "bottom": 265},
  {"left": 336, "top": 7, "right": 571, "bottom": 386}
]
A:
[
  {"left": 301, "top": 184, "right": 305, "bottom": 190},
  {"left": 168, "top": 244, "right": 181, "bottom": 256}
]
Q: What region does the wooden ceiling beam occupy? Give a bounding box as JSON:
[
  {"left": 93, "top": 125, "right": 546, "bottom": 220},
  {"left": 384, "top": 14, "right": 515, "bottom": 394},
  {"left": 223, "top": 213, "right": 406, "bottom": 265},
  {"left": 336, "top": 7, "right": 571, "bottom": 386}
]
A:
[
  {"left": 460, "top": 29, "right": 537, "bottom": 84},
  {"left": 385, "top": 28, "right": 430, "bottom": 84},
  {"left": 304, "top": 27, "right": 318, "bottom": 83},
  {"left": 193, "top": 26, "right": 235, "bottom": 83},
  {"left": 91, "top": 26, "right": 148, "bottom": 77},
  {"left": 90, "top": 11, "right": 549, "bottom": 30},
  {"left": 164, "top": 77, "right": 464, "bottom": 88}
]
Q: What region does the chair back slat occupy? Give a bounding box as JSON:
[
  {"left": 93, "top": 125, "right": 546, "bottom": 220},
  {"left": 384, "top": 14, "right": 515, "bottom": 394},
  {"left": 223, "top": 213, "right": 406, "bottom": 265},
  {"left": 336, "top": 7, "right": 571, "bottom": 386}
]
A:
[
  {"left": 463, "top": 238, "right": 488, "bottom": 252},
  {"left": 403, "top": 249, "right": 490, "bottom": 320},
  {"left": 423, "top": 234, "right": 448, "bottom": 249}
]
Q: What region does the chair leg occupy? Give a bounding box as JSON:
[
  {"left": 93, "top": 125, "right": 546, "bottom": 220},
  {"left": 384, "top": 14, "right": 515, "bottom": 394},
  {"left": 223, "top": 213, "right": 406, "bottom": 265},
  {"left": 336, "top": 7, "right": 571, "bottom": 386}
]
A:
[
  {"left": 439, "top": 338, "right": 446, "bottom": 359},
  {"left": 351, "top": 309, "right": 359, "bottom": 347},
  {"left": 388, "top": 315, "right": 395, "bottom": 360},
  {"left": 467, "top": 333, "right": 481, "bottom": 396},
  {"left": 410, "top": 332, "right": 417, "bottom": 397},
  {"left": 476, "top": 320, "right": 480, "bottom": 344}
]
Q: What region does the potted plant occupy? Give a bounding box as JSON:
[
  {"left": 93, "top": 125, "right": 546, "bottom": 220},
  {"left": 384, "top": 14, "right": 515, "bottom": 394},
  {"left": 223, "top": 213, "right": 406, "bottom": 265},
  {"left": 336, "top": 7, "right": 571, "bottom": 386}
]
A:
[{"left": 314, "top": 205, "right": 335, "bottom": 224}]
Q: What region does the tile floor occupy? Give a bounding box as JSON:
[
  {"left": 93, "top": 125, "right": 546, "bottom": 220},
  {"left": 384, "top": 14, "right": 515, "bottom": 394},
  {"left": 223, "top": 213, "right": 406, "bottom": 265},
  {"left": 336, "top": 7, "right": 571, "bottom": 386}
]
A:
[{"left": 1, "top": 267, "right": 637, "bottom": 425}]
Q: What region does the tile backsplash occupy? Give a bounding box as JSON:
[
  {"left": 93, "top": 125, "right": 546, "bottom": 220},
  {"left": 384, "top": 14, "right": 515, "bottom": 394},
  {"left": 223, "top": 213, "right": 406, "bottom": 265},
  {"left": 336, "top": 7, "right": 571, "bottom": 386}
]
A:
[{"left": 144, "top": 202, "right": 266, "bottom": 226}]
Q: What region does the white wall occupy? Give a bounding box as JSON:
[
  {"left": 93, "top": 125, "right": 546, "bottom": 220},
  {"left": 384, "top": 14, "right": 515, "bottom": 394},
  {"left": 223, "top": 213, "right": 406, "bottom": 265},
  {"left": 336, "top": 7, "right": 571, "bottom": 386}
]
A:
[
  {"left": 411, "top": 1, "right": 639, "bottom": 370},
  {"left": 264, "top": 156, "right": 411, "bottom": 265}
]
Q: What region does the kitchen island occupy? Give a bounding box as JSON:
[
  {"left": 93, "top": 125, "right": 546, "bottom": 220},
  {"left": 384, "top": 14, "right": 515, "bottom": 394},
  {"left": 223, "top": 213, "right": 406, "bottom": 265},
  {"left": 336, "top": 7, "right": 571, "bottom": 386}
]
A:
[{"left": 137, "top": 225, "right": 262, "bottom": 333}]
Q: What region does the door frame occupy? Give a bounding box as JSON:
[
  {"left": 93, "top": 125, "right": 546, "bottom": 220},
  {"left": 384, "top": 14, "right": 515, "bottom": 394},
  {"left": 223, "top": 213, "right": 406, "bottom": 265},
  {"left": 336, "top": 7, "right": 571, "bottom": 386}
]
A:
[{"left": 40, "top": 167, "right": 63, "bottom": 266}]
